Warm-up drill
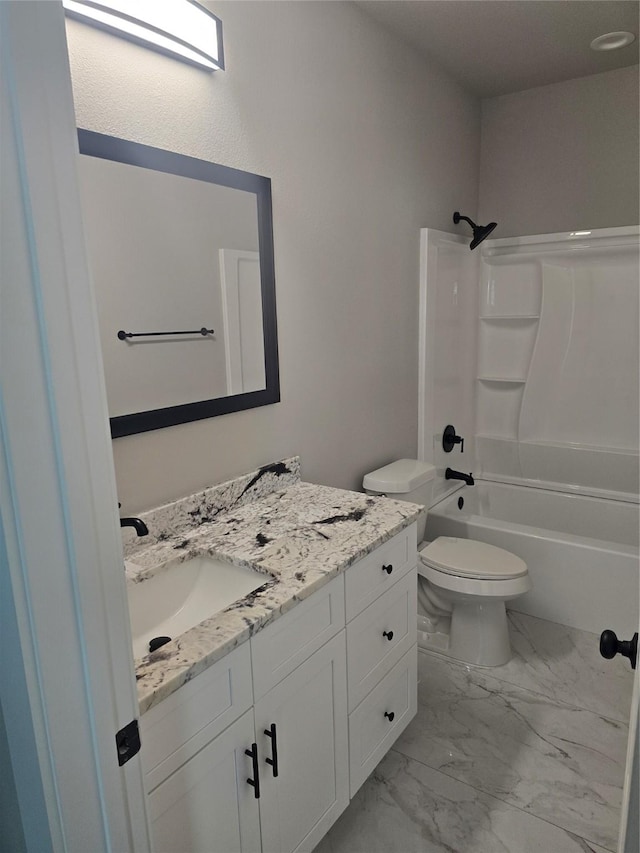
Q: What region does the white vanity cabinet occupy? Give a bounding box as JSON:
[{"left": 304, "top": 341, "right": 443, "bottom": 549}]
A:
[
  {"left": 140, "top": 576, "right": 347, "bottom": 853},
  {"left": 254, "top": 631, "right": 348, "bottom": 853},
  {"left": 249, "top": 575, "right": 349, "bottom": 853},
  {"left": 140, "top": 643, "right": 258, "bottom": 853},
  {"left": 344, "top": 526, "right": 418, "bottom": 797},
  {"left": 139, "top": 523, "right": 418, "bottom": 853},
  {"left": 146, "top": 708, "right": 261, "bottom": 853}
]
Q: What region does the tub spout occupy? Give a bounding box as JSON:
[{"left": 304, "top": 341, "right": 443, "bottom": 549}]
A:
[{"left": 445, "top": 468, "right": 474, "bottom": 486}]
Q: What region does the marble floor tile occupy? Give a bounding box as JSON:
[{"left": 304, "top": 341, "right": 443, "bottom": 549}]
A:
[
  {"left": 315, "top": 750, "right": 615, "bottom": 853},
  {"left": 494, "top": 611, "right": 635, "bottom": 723},
  {"left": 394, "top": 653, "right": 628, "bottom": 850}
]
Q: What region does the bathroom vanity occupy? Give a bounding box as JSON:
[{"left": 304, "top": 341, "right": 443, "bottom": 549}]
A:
[{"left": 124, "top": 458, "right": 421, "bottom": 852}]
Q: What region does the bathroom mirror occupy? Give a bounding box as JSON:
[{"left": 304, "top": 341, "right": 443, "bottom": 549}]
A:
[{"left": 77, "top": 129, "right": 279, "bottom": 438}]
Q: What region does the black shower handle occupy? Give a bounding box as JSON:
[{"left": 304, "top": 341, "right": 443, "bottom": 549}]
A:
[{"left": 443, "top": 424, "right": 464, "bottom": 453}]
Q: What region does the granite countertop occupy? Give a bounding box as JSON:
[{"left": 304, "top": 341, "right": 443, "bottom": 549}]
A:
[{"left": 126, "top": 458, "right": 422, "bottom": 715}]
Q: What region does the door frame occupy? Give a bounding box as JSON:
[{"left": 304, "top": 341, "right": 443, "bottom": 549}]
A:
[
  {"left": 619, "top": 658, "right": 639, "bottom": 852},
  {"left": 0, "top": 2, "right": 149, "bottom": 849}
]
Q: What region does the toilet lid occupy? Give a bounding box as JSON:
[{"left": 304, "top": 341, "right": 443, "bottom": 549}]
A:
[{"left": 419, "top": 537, "right": 527, "bottom": 580}]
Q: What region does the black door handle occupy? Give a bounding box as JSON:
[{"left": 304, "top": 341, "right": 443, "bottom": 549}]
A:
[
  {"left": 245, "top": 743, "right": 260, "bottom": 798},
  {"left": 264, "top": 723, "right": 279, "bottom": 778},
  {"left": 382, "top": 564, "right": 393, "bottom": 575},
  {"left": 384, "top": 711, "right": 395, "bottom": 722},
  {"left": 382, "top": 630, "right": 394, "bottom": 641},
  {"left": 600, "top": 630, "right": 637, "bottom": 670}
]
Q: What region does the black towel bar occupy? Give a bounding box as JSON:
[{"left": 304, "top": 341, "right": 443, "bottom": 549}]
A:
[{"left": 117, "top": 327, "right": 214, "bottom": 340}]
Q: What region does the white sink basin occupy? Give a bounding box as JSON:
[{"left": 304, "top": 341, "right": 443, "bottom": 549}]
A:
[{"left": 127, "top": 555, "right": 270, "bottom": 659}]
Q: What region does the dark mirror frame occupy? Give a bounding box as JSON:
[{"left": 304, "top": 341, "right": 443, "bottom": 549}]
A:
[{"left": 77, "top": 129, "right": 280, "bottom": 439}]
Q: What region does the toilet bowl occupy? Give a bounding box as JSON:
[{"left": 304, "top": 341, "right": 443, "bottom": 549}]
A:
[
  {"left": 363, "top": 459, "right": 532, "bottom": 667},
  {"left": 418, "top": 536, "right": 531, "bottom": 666}
]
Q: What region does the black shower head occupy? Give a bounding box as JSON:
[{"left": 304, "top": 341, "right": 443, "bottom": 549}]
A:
[{"left": 453, "top": 211, "right": 497, "bottom": 250}]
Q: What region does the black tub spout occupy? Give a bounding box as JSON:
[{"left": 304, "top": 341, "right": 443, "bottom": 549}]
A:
[{"left": 445, "top": 468, "right": 475, "bottom": 486}]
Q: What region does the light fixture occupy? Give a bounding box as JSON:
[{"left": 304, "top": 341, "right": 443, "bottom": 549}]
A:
[
  {"left": 63, "top": 0, "right": 224, "bottom": 71},
  {"left": 590, "top": 31, "right": 635, "bottom": 51}
]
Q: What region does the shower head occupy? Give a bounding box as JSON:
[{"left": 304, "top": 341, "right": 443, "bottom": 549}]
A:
[{"left": 453, "top": 212, "right": 497, "bottom": 250}]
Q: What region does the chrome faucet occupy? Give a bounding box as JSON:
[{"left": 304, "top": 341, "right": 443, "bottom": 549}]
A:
[
  {"left": 445, "top": 468, "right": 475, "bottom": 486},
  {"left": 120, "top": 517, "right": 149, "bottom": 536}
]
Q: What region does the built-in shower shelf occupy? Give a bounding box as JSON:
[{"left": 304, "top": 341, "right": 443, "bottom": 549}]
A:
[
  {"left": 479, "top": 315, "right": 540, "bottom": 321},
  {"left": 477, "top": 376, "right": 527, "bottom": 384}
]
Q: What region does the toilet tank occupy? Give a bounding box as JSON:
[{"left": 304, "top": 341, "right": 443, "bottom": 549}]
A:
[{"left": 363, "top": 459, "right": 437, "bottom": 542}]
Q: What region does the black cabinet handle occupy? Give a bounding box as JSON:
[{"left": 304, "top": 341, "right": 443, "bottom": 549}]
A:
[
  {"left": 384, "top": 711, "right": 395, "bottom": 722},
  {"left": 382, "top": 630, "right": 394, "bottom": 641},
  {"left": 245, "top": 743, "right": 260, "bottom": 798},
  {"left": 382, "top": 564, "right": 393, "bottom": 575},
  {"left": 264, "top": 723, "right": 279, "bottom": 778}
]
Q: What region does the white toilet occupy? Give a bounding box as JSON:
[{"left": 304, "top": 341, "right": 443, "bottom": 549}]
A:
[{"left": 363, "top": 459, "right": 532, "bottom": 667}]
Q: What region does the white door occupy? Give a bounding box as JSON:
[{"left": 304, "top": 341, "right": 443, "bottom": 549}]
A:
[
  {"left": 255, "top": 632, "right": 349, "bottom": 853},
  {"left": 147, "top": 710, "right": 261, "bottom": 853},
  {"left": 0, "top": 2, "right": 149, "bottom": 850},
  {"left": 219, "top": 249, "right": 266, "bottom": 394}
]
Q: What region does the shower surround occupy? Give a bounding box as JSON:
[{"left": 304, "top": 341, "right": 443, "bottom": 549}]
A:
[{"left": 419, "top": 226, "right": 639, "bottom": 633}]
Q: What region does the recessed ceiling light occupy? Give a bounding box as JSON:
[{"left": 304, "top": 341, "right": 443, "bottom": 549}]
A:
[{"left": 590, "top": 31, "right": 636, "bottom": 51}]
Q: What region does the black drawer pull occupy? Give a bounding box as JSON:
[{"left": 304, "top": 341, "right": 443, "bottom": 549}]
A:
[
  {"left": 382, "top": 564, "right": 393, "bottom": 575},
  {"left": 245, "top": 743, "right": 260, "bottom": 798},
  {"left": 264, "top": 723, "right": 279, "bottom": 778},
  {"left": 383, "top": 630, "right": 394, "bottom": 641},
  {"left": 384, "top": 711, "right": 395, "bottom": 722}
]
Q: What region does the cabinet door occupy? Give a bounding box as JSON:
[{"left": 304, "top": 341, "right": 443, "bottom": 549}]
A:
[
  {"left": 255, "top": 632, "right": 349, "bottom": 853},
  {"left": 147, "top": 709, "right": 261, "bottom": 853}
]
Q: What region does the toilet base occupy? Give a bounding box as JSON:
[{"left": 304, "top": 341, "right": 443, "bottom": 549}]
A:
[{"left": 417, "top": 601, "right": 512, "bottom": 667}]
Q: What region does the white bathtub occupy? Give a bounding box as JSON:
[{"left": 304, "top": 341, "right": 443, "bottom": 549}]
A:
[{"left": 424, "top": 480, "right": 639, "bottom": 636}]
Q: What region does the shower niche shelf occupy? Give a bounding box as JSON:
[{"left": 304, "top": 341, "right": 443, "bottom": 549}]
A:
[
  {"left": 480, "top": 257, "right": 542, "bottom": 318},
  {"left": 477, "top": 312, "right": 538, "bottom": 383},
  {"left": 475, "top": 380, "right": 525, "bottom": 440},
  {"left": 477, "top": 376, "right": 526, "bottom": 384},
  {"left": 479, "top": 314, "right": 540, "bottom": 321}
]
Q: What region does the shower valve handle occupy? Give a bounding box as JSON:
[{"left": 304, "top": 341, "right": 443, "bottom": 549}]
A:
[
  {"left": 443, "top": 424, "right": 464, "bottom": 453},
  {"left": 599, "top": 630, "right": 637, "bottom": 670}
]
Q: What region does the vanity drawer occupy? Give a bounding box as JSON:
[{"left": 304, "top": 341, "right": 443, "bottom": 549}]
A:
[
  {"left": 140, "top": 642, "right": 253, "bottom": 792},
  {"left": 346, "top": 569, "right": 417, "bottom": 711},
  {"left": 251, "top": 573, "right": 345, "bottom": 701},
  {"left": 348, "top": 644, "right": 417, "bottom": 797},
  {"left": 345, "top": 523, "right": 417, "bottom": 620}
]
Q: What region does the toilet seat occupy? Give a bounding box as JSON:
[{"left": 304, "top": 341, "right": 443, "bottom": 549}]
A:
[
  {"left": 418, "top": 536, "right": 532, "bottom": 599},
  {"left": 419, "top": 537, "right": 527, "bottom": 580}
]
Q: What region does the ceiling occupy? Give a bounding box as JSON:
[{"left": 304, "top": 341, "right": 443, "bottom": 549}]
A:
[{"left": 356, "top": 1, "right": 639, "bottom": 97}]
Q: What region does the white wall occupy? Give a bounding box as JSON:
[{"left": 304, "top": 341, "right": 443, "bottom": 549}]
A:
[
  {"left": 479, "top": 66, "right": 639, "bottom": 237},
  {"left": 65, "top": 1, "right": 480, "bottom": 512}
]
